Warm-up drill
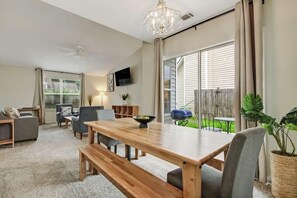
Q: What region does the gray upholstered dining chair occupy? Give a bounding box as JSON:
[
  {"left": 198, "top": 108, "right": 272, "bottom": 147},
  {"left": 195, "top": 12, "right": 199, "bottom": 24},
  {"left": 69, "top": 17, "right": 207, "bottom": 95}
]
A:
[
  {"left": 167, "top": 127, "right": 266, "bottom": 198},
  {"left": 96, "top": 109, "right": 122, "bottom": 153}
]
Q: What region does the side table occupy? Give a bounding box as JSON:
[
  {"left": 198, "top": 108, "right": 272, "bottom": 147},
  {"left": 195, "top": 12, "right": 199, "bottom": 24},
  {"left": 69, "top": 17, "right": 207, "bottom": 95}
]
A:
[{"left": 0, "top": 119, "right": 14, "bottom": 147}]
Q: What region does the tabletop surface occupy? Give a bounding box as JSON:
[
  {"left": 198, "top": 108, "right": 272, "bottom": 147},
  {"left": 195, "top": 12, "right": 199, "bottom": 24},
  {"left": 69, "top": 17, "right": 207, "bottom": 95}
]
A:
[
  {"left": 214, "top": 117, "right": 235, "bottom": 122},
  {"left": 85, "top": 118, "right": 234, "bottom": 165}
]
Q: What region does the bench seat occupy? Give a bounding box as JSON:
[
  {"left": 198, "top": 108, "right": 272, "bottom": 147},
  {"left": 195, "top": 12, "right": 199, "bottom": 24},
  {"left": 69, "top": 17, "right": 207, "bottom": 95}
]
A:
[{"left": 78, "top": 144, "right": 182, "bottom": 198}]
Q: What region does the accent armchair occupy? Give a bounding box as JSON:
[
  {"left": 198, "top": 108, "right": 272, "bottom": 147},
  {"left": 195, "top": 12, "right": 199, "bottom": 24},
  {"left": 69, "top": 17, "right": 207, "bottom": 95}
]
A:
[
  {"left": 56, "top": 104, "right": 73, "bottom": 127},
  {"left": 72, "top": 106, "right": 104, "bottom": 139},
  {"left": 167, "top": 127, "right": 266, "bottom": 198}
]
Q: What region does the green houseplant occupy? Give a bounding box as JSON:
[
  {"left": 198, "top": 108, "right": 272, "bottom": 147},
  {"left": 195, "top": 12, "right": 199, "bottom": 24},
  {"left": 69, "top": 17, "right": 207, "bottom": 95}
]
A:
[
  {"left": 120, "top": 93, "right": 129, "bottom": 105},
  {"left": 87, "top": 94, "right": 93, "bottom": 106},
  {"left": 241, "top": 94, "right": 297, "bottom": 197},
  {"left": 120, "top": 93, "right": 129, "bottom": 101}
]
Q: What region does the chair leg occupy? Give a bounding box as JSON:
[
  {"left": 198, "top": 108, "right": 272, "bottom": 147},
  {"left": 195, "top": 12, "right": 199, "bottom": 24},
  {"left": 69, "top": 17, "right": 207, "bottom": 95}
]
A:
[
  {"left": 80, "top": 133, "right": 82, "bottom": 140},
  {"left": 114, "top": 145, "right": 117, "bottom": 153},
  {"left": 125, "top": 145, "right": 131, "bottom": 161},
  {"left": 107, "top": 147, "right": 111, "bottom": 150},
  {"left": 74, "top": 131, "right": 76, "bottom": 137},
  {"left": 97, "top": 134, "right": 100, "bottom": 144},
  {"left": 135, "top": 148, "right": 139, "bottom": 160}
]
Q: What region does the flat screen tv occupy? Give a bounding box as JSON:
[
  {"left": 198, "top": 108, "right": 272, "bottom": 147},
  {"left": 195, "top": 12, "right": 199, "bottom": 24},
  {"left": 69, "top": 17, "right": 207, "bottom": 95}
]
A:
[{"left": 115, "top": 67, "right": 132, "bottom": 86}]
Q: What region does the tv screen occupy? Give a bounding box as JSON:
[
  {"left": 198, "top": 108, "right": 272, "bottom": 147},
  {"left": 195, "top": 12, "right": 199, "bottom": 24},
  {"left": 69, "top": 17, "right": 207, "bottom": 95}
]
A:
[{"left": 115, "top": 67, "right": 132, "bottom": 86}]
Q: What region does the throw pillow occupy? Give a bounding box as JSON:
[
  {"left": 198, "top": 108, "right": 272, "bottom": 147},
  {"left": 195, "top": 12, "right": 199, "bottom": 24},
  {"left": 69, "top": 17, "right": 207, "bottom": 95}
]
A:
[
  {"left": 4, "top": 107, "right": 20, "bottom": 118},
  {"left": 61, "top": 106, "right": 72, "bottom": 116}
]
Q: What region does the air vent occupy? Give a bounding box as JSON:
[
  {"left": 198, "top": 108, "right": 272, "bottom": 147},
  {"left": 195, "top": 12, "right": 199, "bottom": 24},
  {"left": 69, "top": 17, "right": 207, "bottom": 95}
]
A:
[{"left": 181, "top": 12, "right": 194, "bottom": 21}]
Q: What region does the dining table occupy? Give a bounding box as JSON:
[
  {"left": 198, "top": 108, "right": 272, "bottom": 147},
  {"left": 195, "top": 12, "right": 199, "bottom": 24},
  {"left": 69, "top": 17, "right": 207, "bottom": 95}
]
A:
[{"left": 85, "top": 118, "right": 234, "bottom": 198}]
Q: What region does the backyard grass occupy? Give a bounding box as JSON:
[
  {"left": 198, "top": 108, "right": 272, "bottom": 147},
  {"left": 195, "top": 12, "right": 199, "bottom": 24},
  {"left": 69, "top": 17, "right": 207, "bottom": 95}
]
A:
[{"left": 177, "top": 116, "right": 235, "bottom": 133}]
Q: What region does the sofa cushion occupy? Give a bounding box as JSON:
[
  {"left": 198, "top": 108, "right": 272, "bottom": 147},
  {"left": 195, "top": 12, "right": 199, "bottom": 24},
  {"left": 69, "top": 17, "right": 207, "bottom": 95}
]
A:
[
  {"left": 61, "top": 106, "right": 72, "bottom": 116},
  {"left": 4, "top": 107, "right": 20, "bottom": 118}
]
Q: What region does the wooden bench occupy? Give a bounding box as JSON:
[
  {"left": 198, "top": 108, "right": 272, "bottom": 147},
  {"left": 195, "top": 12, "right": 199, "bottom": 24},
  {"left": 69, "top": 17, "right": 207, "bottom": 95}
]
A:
[{"left": 78, "top": 144, "right": 182, "bottom": 198}]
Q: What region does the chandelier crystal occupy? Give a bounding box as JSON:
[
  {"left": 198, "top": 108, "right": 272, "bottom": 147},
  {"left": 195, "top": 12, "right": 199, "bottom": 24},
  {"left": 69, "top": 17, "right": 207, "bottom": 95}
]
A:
[{"left": 144, "top": 0, "right": 182, "bottom": 36}]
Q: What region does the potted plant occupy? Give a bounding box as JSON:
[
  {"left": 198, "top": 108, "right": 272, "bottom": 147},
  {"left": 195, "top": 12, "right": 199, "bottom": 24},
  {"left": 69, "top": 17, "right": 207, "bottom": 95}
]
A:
[
  {"left": 120, "top": 93, "right": 129, "bottom": 105},
  {"left": 87, "top": 94, "right": 93, "bottom": 106},
  {"left": 241, "top": 94, "right": 297, "bottom": 197}
]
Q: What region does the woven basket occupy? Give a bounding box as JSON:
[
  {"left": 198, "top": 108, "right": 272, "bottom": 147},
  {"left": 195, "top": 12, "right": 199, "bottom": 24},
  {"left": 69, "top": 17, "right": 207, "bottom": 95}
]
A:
[{"left": 271, "top": 151, "right": 297, "bottom": 198}]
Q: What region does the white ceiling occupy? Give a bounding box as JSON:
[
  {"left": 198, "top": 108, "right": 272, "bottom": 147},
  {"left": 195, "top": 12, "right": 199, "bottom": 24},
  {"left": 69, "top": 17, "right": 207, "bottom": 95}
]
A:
[{"left": 0, "top": 0, "right": 238, "bottom": 76}]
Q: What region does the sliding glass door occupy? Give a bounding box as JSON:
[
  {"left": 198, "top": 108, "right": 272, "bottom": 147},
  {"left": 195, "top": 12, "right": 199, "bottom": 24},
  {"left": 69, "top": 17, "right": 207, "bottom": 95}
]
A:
[{"left": 163, "top": 42, "right": 235, "bottom": 132}]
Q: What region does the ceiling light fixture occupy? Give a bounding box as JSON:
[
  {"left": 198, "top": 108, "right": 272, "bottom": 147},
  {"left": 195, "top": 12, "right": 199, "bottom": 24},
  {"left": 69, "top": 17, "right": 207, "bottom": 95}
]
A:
[{"left": 144, "top": 0, "right": 182, "bottom": 36}]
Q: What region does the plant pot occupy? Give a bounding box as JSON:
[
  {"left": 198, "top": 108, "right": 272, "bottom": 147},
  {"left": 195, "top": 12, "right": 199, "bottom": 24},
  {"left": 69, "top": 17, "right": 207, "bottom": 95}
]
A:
[
  {"left": 271, "top": 151, "right": 297, "bottom": 198},
  {"left": 122, "top": 100, "right": 127, "bottom": 105}
]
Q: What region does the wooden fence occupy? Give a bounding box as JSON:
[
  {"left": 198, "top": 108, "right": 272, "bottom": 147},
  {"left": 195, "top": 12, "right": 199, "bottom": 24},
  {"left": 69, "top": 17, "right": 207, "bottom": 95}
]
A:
[{"left": 194, "top": 88, "right": 234, "bottom": 117}]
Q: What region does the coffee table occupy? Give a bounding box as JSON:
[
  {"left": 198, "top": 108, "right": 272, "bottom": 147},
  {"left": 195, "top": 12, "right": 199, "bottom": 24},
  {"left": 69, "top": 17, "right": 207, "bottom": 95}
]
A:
[{"left": 64, "top": 116, "right": 72, "bottom": 128}]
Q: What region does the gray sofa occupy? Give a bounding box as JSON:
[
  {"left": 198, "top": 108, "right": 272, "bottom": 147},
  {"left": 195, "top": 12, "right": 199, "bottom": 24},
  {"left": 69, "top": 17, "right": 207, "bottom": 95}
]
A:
[
  {"left": 72, "top": 106, "right": 104, "bottom": 139},
  {"left": 0, "top": 112, "right": 39, "bottom": 142}
]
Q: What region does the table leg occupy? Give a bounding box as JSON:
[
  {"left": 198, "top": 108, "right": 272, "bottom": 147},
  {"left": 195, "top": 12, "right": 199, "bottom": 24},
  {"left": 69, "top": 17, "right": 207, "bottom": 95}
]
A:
[
  {"left": 88, "top": 126, "right": 94, "bottom": 144},
  {"left": 182, "top": 162, "right": 201, "bottom": 198}
]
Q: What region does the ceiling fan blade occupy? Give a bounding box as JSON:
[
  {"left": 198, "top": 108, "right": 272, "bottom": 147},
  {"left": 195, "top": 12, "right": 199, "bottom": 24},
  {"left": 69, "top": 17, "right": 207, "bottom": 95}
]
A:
[
  {"left": 57, "top": 46, "right": 74, "bottom": 51},
  {"left": 66, "top": 52, "right": 77, "bottom": 56}
]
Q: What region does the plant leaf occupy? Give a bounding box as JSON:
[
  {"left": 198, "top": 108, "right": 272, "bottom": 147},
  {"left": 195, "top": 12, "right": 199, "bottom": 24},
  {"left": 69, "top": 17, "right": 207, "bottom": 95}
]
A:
[
  {"left": 241, "top": 94, "right": 264, "bottom": 122},
  {"left": 280, "top": 107, "right": 297, "bottom": 126},
  {"left": 286, "top": 123, "right": 297, "bottom": 131}
]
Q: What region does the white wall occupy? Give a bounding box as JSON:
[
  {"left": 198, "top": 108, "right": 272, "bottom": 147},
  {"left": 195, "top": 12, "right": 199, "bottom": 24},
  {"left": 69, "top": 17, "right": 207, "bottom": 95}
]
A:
[
  {"left": 105, "top": 48, "right": 142, "bottom": 111},
  {"left": 85, "top": 75, "right": 106, "bottom": 106},
  {"left": 264, "top": 0, "right": 297, "bottom": 175},
  {"left": 141, "top": 43, "right": 155, "bottom": 115},
  {"left": 0, "top": 65, "right": 35, "bottom": 109}
]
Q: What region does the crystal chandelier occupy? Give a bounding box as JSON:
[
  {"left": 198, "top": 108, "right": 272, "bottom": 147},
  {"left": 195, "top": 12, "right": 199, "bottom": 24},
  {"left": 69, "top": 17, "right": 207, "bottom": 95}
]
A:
[{"left": 144, "top": 0, "right": 182, "bottom": 36}]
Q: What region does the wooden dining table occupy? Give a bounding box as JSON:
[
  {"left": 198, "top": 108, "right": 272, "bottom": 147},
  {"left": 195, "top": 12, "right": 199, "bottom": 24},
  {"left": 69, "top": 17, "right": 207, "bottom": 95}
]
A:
[{"left": 85, "top": 118, "right": 234, "bottom": 198}]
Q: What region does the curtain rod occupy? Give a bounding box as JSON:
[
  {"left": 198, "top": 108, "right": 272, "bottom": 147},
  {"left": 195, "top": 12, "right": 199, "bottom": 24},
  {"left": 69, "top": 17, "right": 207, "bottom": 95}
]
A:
[
  {"left": 38, "top": 68, "right": 82, "bottom": 75},
  {"left": 163, "top": 8, "right": 235, "bottom": 40},
  {"left": 163, "top": 0, "right": 265, "bottom": 41}
]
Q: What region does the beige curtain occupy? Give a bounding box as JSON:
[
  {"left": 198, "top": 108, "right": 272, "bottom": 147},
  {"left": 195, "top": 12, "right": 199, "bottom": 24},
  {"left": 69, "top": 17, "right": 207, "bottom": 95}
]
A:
[
  {"left": 234, "top": 0, "right": 266, "bottom": 182},
  {"left": 33, "top": 68, "right": 45, "bottom": 124},
  {"left": 80, "top": 73, "right": 85, "bottom": 106},
  {"left": 154, "top": 38, "right": 164, "bottom": 122}
]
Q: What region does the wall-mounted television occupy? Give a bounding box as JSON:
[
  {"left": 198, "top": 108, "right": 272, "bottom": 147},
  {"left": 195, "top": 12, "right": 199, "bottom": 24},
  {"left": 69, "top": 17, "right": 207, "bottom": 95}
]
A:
[{"left": 115, "top": 67, "right": 132, "bottom": 86}]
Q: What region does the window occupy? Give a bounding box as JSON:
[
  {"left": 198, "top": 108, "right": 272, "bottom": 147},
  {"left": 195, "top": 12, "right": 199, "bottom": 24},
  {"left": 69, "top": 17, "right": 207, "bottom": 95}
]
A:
[
  {"left": 43, "top": 72, "right": 81, "bottom": 109},
  {"left": 163, "top": 59, "right": 176, "bottom": 116}
]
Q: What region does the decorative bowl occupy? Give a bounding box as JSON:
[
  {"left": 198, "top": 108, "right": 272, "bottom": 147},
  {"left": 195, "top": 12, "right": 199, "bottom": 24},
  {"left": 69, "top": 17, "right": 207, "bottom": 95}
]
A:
[{"left": 132, "top": 115, "right": 156, "bottom": 128}]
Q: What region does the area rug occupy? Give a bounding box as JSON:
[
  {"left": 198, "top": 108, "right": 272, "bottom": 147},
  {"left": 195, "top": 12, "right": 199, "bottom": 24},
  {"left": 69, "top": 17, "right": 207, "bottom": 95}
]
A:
[{"left": 0, "top": 124, "right": 273, "bottom": 198}]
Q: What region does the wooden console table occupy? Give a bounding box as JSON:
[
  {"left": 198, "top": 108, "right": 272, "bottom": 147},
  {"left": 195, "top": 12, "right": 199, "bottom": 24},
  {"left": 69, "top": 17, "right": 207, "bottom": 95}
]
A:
[
  {"left": 18, "top": 107, "right": 42, "bottom": 124},
  {"left": 0, "top": 119, "right": 14, "bottom": 147},
  {"left": 112, "top": 105, "right": 139, "bottom": 119}
]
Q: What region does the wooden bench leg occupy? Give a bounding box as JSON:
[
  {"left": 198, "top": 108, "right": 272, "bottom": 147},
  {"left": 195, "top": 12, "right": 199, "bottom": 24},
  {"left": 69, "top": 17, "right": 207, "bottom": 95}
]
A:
[
  {"left": 141, "top": 151, "right": 146, "bottom": 156},
  {"left": 79, "top": 152, "right": 86, "bottom": 181},
  {"left": 92, "top": 166, "right": 98, "bottom": 175}
]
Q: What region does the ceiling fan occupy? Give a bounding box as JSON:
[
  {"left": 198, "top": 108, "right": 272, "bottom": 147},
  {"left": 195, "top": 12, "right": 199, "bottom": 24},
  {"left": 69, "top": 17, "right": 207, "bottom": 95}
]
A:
[{"left": 57, "top": 43, "right": 91, "bottom": 57}]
